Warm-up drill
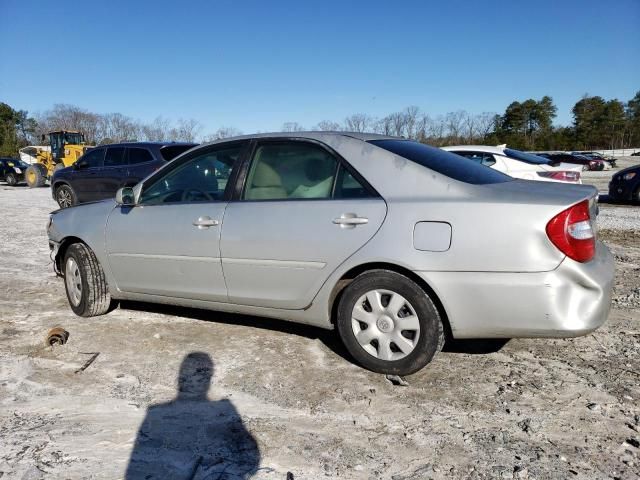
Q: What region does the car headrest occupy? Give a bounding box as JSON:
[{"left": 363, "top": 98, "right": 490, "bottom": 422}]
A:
[{"left": 252, "top": 162, "right": 282, "bottom": 187}]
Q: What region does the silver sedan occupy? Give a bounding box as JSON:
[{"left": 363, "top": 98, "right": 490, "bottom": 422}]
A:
[{"left": 47, "top": 132, "right": 615, "bottom": 374}]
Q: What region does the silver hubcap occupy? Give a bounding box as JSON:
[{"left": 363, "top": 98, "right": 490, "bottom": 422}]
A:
[
  {"left": 58, "top": 188, "right": 72, "bottom": 208},
  {"left": 351, "top": 289, "right": 420, "bottom": 361},
  {"left": 65, "top": 257, "right": 82, "bottom": 306}
]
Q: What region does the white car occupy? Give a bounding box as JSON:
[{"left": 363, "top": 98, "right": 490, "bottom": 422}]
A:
[{"left": 442, "top": 145, "right": 582, "bottom": 184}]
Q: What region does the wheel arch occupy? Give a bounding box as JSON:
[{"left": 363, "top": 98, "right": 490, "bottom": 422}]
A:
[
  {"left": 328, "top": 261, "right": 452, "bottom": 339},
  {"left": 52, "top": 180, "right": 72, "bottom": 191},
  {"left": 54, "top": 236, "right": 86, "bottom": 274}
]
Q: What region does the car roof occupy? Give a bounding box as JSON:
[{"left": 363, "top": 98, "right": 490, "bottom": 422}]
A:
[
  {"left": 93, "top": 141, "right": 198, "bottom": 148},
  {"left": 200, "top": 131, "right": 400, "bottom": 147},
  {"left": 441, "top": 145, "right": 507, "bottom": 155}
]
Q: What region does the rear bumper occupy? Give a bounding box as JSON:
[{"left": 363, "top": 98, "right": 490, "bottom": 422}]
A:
[{"left": 415, "top": 241, "right": 615, "bottom": 339}]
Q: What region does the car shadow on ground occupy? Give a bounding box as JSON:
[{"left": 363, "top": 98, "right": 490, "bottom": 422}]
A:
[
  {"left": 119, "top": 301, "right": 509, "bottom": 361},
  {"left": 125, "top": 352, "right": 260, "bottom": 479}
]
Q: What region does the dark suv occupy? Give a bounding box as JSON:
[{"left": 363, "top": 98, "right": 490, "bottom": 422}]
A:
[
  {"left": 51, "top": 142, "right": 196, "bottom": 208},
  {"left": 609, "top": 164, "right": 640, "bottom": 203}
]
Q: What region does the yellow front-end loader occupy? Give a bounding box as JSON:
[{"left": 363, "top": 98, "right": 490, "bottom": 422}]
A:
[{"left": 25, "top": 131, "right": 92, "bottom": 188}]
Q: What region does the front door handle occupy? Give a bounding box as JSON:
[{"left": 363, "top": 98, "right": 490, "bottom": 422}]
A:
[
  {"left": 333, "top": 213, "right": 369, "bottom": 228},
  {"left": 192, "top": 216, "right": 220, "bottom": 229}
]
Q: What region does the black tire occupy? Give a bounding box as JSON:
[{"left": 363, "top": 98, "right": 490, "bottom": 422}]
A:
[
  {"left": 63, "top": 243, "right": 111, "bottom": 317},
  {"left": 55, "top": 184, "right": 77, "bottom": 208},
  {"left": 336, "top": 270, "right": 444, "bottom": 375},
  {"left": 5, "top": 173, "right": 17, "bottom": 186},
  {"left": 25, "top": 164, "right": 47, "bottom": 188}
]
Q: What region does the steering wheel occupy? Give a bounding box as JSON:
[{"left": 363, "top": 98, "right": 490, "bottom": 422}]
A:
[{"left": 181, "top": 188, "right": 214, "bottom": 202}]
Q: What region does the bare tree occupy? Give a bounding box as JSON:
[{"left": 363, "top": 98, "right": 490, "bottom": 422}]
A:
[
  {"left": 374, "top": 115, "right": 395, "bottom": 135},
  {"left": 445, "top": 110, "right": 466, "bottom": 144},
  {"left": 475, "top": 112, "right": 498, "bottom": 142},
  {"left": 344, "top": 114, "right": 373, "bottom": 133},
  {"left": 203, "top": 127, "right": 243, "bottom": 141},
  {"left": 170, "top": 118, "right": 202, "bottom": 142},
  {"left": 314, "top": 120, "right": 341, "bottom": 131},
  {"left": 35, "top": 104, "right": 100, "bottom": 144},
  {"left": 463, "top": 112, "right": 476, "bottom": 144},
  {"left": 141, "top": 116, "right": 172, "bottom": 142},
  {"left": 97, "top": 113, "right": 141, "bottom": 143},
  {"left": 403, "top": 106, "right": 421, "bottom": 139},
  {"left": 282, "top": 122, "right": 304, "bottom": 132}
]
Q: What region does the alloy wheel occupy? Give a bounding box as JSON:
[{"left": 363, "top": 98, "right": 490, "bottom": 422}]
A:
[{"left": 57, "top": 187, "right": 73, "bottom": 208}]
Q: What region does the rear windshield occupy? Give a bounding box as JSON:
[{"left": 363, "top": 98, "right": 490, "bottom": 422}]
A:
[
  {"left": 160, "top": 144, "right": 196, "bottom": 161},
  {"left": 369, "top": 140, "right": 511, "bottom": 185},
  {"left": 504, "top": 148, "right": 551, "bottom": 165}
]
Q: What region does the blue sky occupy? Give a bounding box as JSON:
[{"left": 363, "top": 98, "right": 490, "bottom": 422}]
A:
[{"left": 1, "top": 0, "right": 638, "bottom": 135}]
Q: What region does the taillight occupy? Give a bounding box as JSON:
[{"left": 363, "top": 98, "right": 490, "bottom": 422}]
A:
[
  {"left": 546, "top": 200, "right": 595, "bottom": 262},
  {"left": 537, "top": 171, "right": 581, "bottom": 182}
]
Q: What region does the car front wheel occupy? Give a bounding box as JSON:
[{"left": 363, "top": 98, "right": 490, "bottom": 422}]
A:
[
  {"left": 63, "top": 243, "right": 112, "bottom": 317},
  {"left": 56, "top": 184, "right": 77, "bottom": 208},
  {"left": 336, "top": 270, "right": 444, "bottom": 375}
]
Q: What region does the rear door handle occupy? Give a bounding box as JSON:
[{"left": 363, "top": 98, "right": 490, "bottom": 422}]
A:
[
  {"left": 192, "top": 216, "right": 220, "bottom": 229},
  {"left": 333, "top": 213, "right": 369, "bottom": 228}
]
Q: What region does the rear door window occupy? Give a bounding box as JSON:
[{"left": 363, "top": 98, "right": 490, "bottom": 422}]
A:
[
  {"left": 79, "top": 148, "right": 105, "bottom": 169},
  {"left": 128, "top": 147, "right": 154, "bottom": 165},
  {"left": 370, "top": 140, "right": 511, "bottom": 185},
  {"left": 242, "top": 142, "right": 338, "bottom": 201},
  {"left": 104, "top": 147, "right": 127, "bottom": 167}
]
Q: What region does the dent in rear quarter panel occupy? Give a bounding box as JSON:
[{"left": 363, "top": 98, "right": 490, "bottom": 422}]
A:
[{"left": 415, "top": 241, "right": 614, "bottom": 338}]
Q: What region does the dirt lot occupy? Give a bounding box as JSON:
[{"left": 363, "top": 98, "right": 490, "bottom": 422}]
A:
[{"left": 1, "top": 161, "right": 639, "bottom": 479}]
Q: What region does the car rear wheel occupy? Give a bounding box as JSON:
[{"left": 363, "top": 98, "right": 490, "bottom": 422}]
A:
[
  {"left": 25, "top": 164, "right": 47, "bottom": 188},
  {"left": 5, "top": 173, "right": 17, "bottom": 186},
  {"left": 56, "top": 184, "right": 77, "bottom": 208},
  {"left": 63, "top": 243, "right": 112, "bottom": 317},
  {"left": 336, "top": 270, "right": 444, "bottom": 375}
]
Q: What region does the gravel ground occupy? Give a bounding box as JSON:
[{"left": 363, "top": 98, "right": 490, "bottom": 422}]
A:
[{"left": 0, "top": 167, "right": 639, "bottom": 479}]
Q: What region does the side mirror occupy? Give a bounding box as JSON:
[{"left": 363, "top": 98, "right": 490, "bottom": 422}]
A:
[
  {"left": 115, "top": 187, "right": 136, "bottom": 206},
  {"left": 74, "top": 161, "right": 87, "bottom": 170}
]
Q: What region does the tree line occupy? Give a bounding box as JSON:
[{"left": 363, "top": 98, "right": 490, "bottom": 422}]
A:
[{"left": 1, "top": 91, "right": 639, "bottom": 157}]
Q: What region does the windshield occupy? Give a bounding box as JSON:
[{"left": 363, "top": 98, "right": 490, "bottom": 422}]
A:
[
  {"left": 370, "top": 140, "right": 511, "bottom": 185},
  {"left": 64, "top": 133, "right": 85, "bottom": 144},
  {"left": 504, "top": 148, "right": 551, "bottom": 165}
]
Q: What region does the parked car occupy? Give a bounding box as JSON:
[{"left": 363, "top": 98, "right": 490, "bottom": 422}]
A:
[
  {"left": 47, "top": 132, "right": 614, "bottom": 375},
  {"left": 51, "top": 142, "right": 197, "bottom": 208},
  {"left": 537, "top": 153, "right": 605, "bottom": 171},
  {"left": 442, "top": 145, "right": 581, "bottom": 184},
  {"left": 608, "top": 164, "right": 640, "bottom": 203},
  {"left": 575, "top": 152, "right": 616, "bottom": 169},
  {"left": 630, "top": 151, "right": 640, "bottom": 157},
  {"left": 0, "top": 157, "right": 29, "bottom": 186}
]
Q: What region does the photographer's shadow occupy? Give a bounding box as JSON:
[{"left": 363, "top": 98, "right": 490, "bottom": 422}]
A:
[{"left": 125, "top": 352, "right": 259, "bottom": 479}]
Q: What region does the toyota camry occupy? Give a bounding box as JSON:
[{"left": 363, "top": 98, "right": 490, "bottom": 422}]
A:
[{"left": 47, "top": 132, "right": 615, "bottom": 374}]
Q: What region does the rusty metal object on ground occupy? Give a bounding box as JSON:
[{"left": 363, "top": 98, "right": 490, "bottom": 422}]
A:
[{"left": 46, "top": 327, "right": 69, "bottom": 346}]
